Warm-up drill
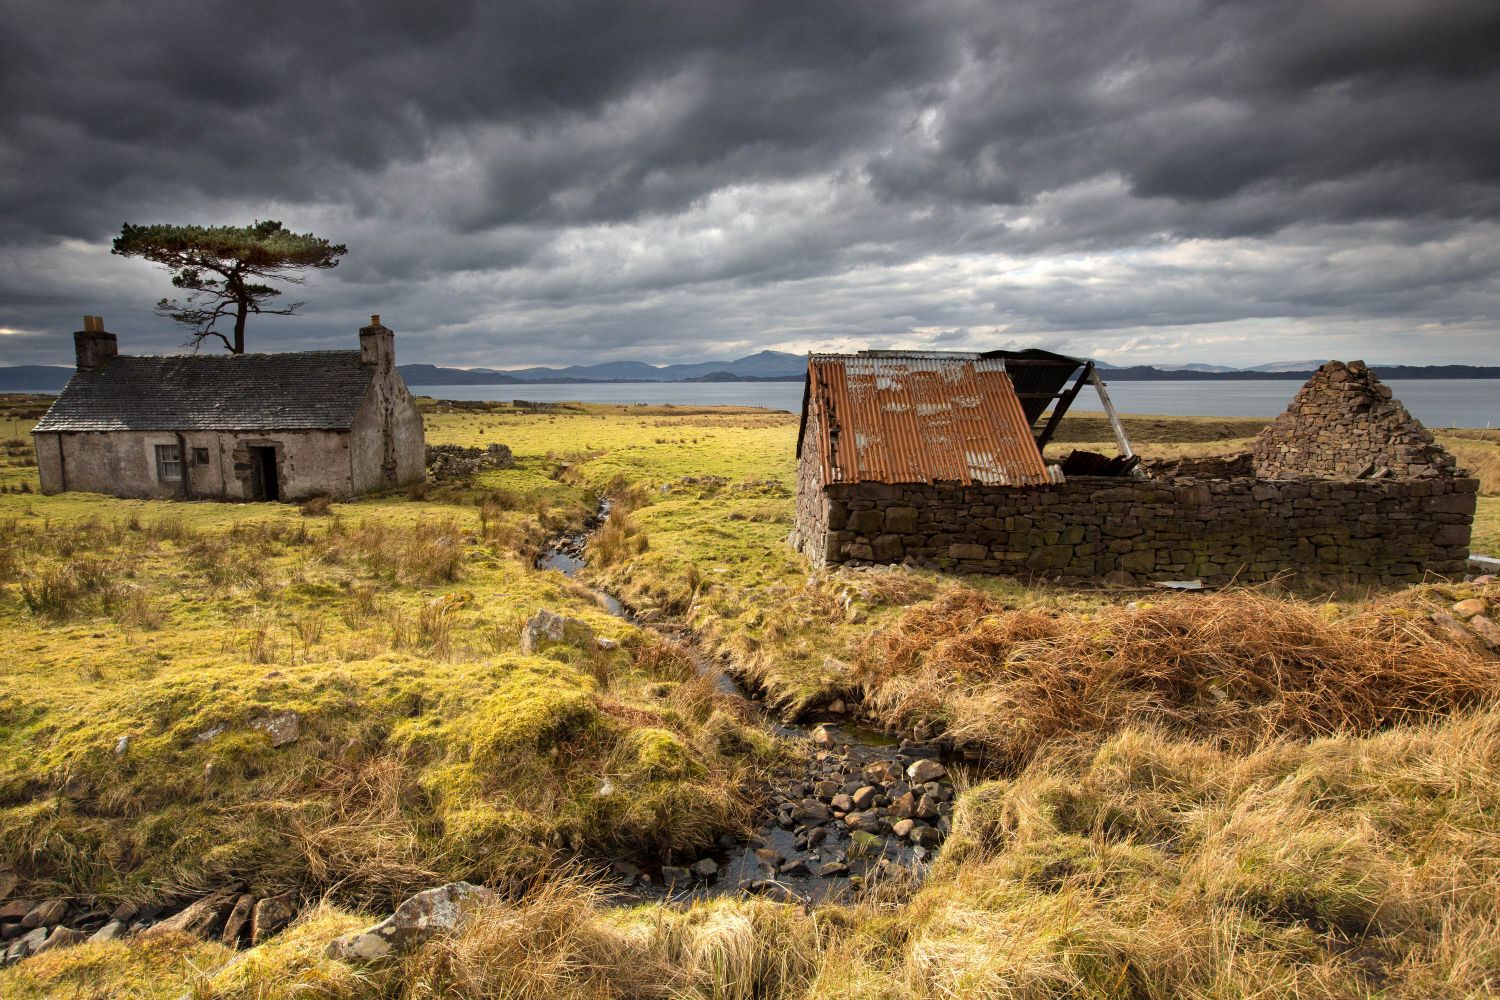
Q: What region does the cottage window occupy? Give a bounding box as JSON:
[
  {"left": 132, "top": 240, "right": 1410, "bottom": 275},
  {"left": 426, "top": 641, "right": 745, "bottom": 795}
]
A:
[
  {"left": 154, "top": 444, "right": 182, "bottom": 482},
  {"left": 193, "top": 447, "right": 210, "bottom": 465}
]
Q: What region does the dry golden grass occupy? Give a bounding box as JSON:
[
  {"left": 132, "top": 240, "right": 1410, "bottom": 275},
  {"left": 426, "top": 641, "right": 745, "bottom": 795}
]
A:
[{"left": 858, "top": 584, "right": 1500, "bottom": 770}]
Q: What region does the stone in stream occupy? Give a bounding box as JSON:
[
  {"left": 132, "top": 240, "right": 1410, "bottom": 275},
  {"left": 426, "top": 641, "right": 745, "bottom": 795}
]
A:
[
  {"left": 813, "top": 780, "right": 841, "bottom": 800},
  {"left": 326, "top": 883, "right": 493, "bottom": 963},
  {"left": 915, "top": 793, "right": 942, "bottom": 820},
  {"left": 830, "top": 794, "right": 854, "bottom": 814},
  {"left": 845, "top": 811, "right": 883, "bottom": 834},
  {"left": 910, "top": 825, "right": 942, "bottom": 848},
  {"left": 32, "top": 926, "right": 87, "bottom": 955},
  {"left": 661, "top": 866, "right": 692, "bottom": 888},
  {"left": 6, "top": 927, "right": 47, "bottom": 963},
  {"left": 892, "top": 818, "right": 916, "bottom": 838},
  {"left": 740, "top": 880, "right": 807, "bottom": 905},
  {"left": 810, "top": 726, "right": 836, "bottom": 748},
  {"left": 792, "top": 800, "right": 831, "bottom": 825},
  {"left": 0, "top": 899, "right": 35, "bottom": 922},
  {"left": 691, "top": 859, "right": 719, "bottom": 880},
  {"left": 778, "top": 858, "right": 811, "bottom": 877},
  {"left": 850, "top": 786, "right": 879, "bottom": 810},
  {"left": 21, "top": 899, "right": 66, "bottom": 929},
  {"left": 90, "top": 920, "right": 126, "bottom": 943},
  {"left": 754, "top": 848, "right": 783, "bottom": 869},
  {"left": 817, "top": 861, "right": 850, "bottom": 878},
  {"left": 888, "top": 791, "right": 917, "bottom": 820},
  {"left": 864, "top": 761, "right": 902, "bottom": 785},
  {"left": 907, "top": 759, "right": 947, "bottom": 784},
  {"left": 806, "top": 827, "right": 829, "bottom": 849},
  {"left": 108, "top": 902, "right": 138, "bottom": 924}
]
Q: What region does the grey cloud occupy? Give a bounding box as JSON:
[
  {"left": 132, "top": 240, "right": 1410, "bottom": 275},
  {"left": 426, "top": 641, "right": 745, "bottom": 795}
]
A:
[{"left": 1, "top": 0, "right": 1498, "bottom": 368}]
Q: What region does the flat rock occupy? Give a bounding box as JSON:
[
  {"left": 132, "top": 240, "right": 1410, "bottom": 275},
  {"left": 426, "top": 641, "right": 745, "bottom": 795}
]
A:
[
  {"left": 326, "top": 882, "right": 493, "bottom": 963},
  {"left": 220, "top": 893, "right": 256, "bottom": 945},
  {"left": 251, "top": 892, "right": 296, "bottom": 945},
  {"left": 0, "top": 899, "right": 36, "bottom": 922}
]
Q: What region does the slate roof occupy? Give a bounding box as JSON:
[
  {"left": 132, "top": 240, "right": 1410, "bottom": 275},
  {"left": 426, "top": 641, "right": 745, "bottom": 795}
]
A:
[
  {"left": 799, "top": 351, "right": 1056, "bottom": 487},
  {"left": 33, "top": 351, "right": 374, "bottom": 432}
]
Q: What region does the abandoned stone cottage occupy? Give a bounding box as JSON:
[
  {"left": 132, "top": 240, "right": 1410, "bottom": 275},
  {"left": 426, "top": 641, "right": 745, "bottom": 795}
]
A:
[
  {"left": 32, "top": 315, "right": 425, "bottom": 501},
  {"left": 791, "top": 351, "right": 1476, "bottom": 585}
]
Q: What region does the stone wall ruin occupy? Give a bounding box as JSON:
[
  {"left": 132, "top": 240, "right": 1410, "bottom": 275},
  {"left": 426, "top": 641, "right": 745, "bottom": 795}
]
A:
[{"left": 794, "top": 360, "right": 1476, "bottom": 585}]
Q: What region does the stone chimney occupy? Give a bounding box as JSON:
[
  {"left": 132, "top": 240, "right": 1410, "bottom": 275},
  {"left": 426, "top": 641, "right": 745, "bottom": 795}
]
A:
[
  {"left": 358, "top": 314, "right": 395, "bottom": 372},
  {"left": 74, "top": 315, "right": 117, "bottom": 371}
]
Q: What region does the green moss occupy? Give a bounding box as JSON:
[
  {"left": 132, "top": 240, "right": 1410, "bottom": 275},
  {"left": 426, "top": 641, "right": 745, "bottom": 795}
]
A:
[{"left": 621, "top": 727, "right": 703, "bottom": 781}]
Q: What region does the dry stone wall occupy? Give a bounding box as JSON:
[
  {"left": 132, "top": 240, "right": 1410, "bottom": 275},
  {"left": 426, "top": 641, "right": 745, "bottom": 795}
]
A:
[
  {"left": 1252, "top": 360, "right": 1457, "bottom": 479},
  {"left": 796, "top": 474, "right": 1477, "bottom": 585}
]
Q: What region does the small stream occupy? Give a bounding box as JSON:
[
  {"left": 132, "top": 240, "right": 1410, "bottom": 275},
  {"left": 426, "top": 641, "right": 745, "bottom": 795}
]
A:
[{"left": 536, "top": 501, "right": 959, "bottom": 905}]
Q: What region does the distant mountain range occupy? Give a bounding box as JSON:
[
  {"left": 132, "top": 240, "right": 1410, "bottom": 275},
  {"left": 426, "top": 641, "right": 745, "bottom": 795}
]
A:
[{"left": 2, "top": 350, "right": 1497, "bottom": 392}]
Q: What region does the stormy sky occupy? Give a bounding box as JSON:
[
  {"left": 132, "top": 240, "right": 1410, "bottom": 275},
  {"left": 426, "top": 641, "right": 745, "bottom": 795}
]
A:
[{"left": 2, "top": 0, "right": 1498, "bottom": 369}]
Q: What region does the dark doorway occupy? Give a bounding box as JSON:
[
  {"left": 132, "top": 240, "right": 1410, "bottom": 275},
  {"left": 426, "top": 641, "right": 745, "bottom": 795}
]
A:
[{"left": 249, "top": 447, "right": 280, "bottom": 502}]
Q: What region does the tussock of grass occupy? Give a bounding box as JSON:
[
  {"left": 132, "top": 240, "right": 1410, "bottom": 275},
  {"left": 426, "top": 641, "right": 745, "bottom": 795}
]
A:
[{"left": 859, "top": 587, "right": 1499, "bottom": 768}]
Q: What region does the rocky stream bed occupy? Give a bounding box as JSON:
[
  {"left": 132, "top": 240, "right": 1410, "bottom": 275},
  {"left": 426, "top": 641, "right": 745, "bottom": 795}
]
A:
[{"left": 536, "top": 500, "right": 961, "bottom": 905}]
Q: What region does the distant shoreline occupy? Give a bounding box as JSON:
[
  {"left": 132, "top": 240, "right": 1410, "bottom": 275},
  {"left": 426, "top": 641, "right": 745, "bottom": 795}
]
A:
[{"left": 2, "top": 362, "right": 1498, "bottom": 392}]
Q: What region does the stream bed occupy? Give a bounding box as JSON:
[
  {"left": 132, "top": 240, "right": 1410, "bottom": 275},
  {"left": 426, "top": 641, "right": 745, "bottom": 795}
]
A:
[{"left": 536, "top": 503, "right": 959, "bottom": 905}]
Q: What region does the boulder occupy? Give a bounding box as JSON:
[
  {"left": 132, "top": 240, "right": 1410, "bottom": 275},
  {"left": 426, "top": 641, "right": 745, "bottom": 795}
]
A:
[
  {"left": 691, "top": 858, "right": 719, "bottom": 880},
  {"left": 850, "top": 786, "right": 878, "bottom": 810},
  {"left": 810, "top": 725, "right": 836, "bottom": 748},
  {"left": 910, "top": 825, "right": 942, "bottom": 848},
  {"left": 891, "top": 818, "right": 915, "bottom": 838},
  {"left": 0, "top": 899, "right": 35, "bottom": 922},
  {"left": 519, "top": 610, "right": 595, "bottom": 655},
  {"left": 249, "top": 710, "right": 303, "bottom": 748},
  {"left": 906, "top": 760, "right": 947, "bottom": 784},
  {"left": 845, "top": 811, "right": 883, "bottom": 834},
  {"left": 326, "top": 883, "right": 493, "bottom": 963},
  {"left": 251, "top": 892, "right": 296, "bottom": 945},
  {"left": 1452, "top": 598, "right": 1489, "bottom": 618}
]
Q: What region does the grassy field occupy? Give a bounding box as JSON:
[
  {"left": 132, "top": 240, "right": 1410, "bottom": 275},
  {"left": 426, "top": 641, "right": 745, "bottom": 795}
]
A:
[{"left": 3, "top": 396, "right": 1499, "bottom": 998}]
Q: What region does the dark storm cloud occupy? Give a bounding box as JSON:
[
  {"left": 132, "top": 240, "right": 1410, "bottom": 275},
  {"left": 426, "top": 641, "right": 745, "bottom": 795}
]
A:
[{"left": 1, "top": 0, "right": 1498, "bottom": 368}]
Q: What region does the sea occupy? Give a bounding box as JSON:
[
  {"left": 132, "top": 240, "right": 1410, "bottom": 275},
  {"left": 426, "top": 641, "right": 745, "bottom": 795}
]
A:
[{"left": 412, "top": 378, "right": 1500, "bottom": 429}]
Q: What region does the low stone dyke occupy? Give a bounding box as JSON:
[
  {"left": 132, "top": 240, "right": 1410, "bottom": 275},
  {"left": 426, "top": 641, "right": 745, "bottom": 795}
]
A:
[{"left": 801, "top": 474, "right": 1478, "bottom": 585}]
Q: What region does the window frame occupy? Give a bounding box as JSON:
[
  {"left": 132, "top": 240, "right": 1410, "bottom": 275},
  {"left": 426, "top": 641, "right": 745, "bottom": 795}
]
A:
[
  {"left": 192, "top": 446, "right": 210, "bottom": 466},
  {"left": 155, "top": 443, "right": 183, "bottom": 483}
]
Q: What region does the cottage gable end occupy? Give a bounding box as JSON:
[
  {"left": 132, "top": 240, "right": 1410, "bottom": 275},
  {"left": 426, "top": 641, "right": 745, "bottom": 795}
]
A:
[{"left": 1250, "top": 360, "right": 1459, "bottom": 480}]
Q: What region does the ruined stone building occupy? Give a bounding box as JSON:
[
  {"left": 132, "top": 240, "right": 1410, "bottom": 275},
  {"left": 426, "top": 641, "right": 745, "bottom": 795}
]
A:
[
  {"left": 32, "top": 315, "right": 425, "bottom": 501},
  {"left": 792, "top": 352, "right": 1476, "bottom": 585}
]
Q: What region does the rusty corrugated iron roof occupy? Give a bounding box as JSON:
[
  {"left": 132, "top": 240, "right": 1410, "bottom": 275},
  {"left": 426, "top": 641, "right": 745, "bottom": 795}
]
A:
[{"left": 802, "top": 352, "right": 1056, "bottom": 486}]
